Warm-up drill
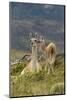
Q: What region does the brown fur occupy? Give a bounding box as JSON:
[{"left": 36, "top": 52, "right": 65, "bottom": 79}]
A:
[
  {"left": 40, "top": 40, "right": 56, "bottom": 74},
  {"left": 45, "top": 43, "right": 56, "bottom": 58}
]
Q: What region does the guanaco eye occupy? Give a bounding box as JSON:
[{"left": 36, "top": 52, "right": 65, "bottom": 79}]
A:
[{"left": 35, "top": 40, "right": 37, "bottom": 42}]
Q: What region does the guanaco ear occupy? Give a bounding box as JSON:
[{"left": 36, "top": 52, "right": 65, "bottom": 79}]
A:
[
  {"left": 35, "top": 32, "right": 38, "bottom": 38},
  {"left": 29, "top": 32, "right": 33, "bottom": 39},
  {"left": 29, "top": 32, "right": 33, "bottom": 47},
  {"left": 39, "top": 35, "right": 43, "bottom": 41}
]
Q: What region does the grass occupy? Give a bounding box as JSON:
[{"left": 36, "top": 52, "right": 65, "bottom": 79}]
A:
[{"left": 10, "top": 53, "right": 65, "bottom": 97}]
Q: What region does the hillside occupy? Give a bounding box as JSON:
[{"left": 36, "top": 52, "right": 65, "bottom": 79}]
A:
[{"left": 10, "top": 53, "right": 65, "bottom": 97}]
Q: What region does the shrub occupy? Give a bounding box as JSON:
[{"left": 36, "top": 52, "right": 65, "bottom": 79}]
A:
[{"left": 10, "top": 61, "right": 28, "bottom": 76}]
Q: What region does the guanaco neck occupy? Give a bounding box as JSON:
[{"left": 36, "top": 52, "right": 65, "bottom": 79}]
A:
[
  {"left": 32, "top": 45, "right": 37, "bottom": 71},
  {"left": 40, "top": 41, "right": 46, "bottom": 52}
]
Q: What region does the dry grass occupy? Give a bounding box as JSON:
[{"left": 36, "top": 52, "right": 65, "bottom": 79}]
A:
[{"left": 10, "top": 51, "right": 65, "bottom": 97}]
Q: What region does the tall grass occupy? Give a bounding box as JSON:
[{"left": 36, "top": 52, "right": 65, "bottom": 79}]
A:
[{"left": 10, "top": 54, "right": 65, "bottom": 97}]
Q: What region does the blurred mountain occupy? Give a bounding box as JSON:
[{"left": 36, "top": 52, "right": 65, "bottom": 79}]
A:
[{"left": 10, "top": 2, "right": 65, "bottom": 53}]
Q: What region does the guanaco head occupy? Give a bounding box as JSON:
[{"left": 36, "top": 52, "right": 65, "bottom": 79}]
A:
[
  {"left": 30, "top": 38, "right": 38, "bottom": 47},
  {"left": 38, "top": 36, "right": 46, "bottom": 51}
]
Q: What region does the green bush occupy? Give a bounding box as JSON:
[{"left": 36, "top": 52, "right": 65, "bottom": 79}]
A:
[{"left": 10, "top": 61, "right": 28, "bottom": 76}]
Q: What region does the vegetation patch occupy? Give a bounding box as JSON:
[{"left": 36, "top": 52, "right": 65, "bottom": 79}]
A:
[{"left": 10, "top": 54, "right": 65, "bottom": 97}]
